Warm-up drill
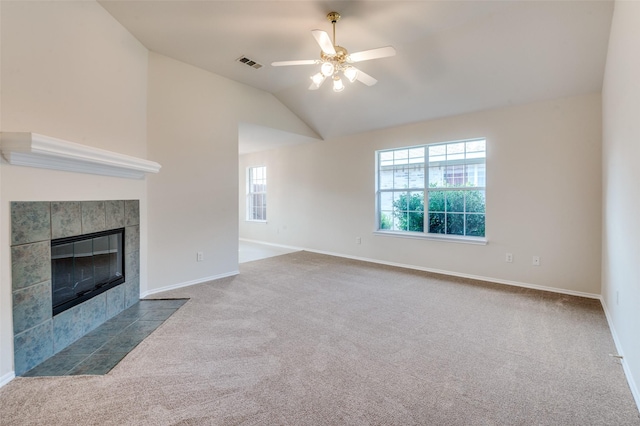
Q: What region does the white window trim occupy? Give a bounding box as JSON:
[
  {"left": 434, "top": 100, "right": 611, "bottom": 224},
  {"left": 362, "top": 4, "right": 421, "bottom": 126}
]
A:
[
  {"left": 374, "top": 138, "right": 487, "bottom": 243},
  {"left": 246, "top": 165, "right": 267, "bottom": 222},
  {"left": 373, "top": 230, "right": 488, "bottom": 245}
]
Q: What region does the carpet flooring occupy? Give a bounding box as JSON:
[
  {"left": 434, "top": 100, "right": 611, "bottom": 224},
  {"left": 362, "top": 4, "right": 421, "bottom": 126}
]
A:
[{"left": 1, "top": 251, "right": 638, "bottom": 425}]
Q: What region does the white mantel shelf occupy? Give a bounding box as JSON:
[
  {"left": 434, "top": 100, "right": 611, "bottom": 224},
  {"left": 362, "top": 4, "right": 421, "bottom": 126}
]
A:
[{"left": 0, "top": 132, "right": 161, "bottom": 179}]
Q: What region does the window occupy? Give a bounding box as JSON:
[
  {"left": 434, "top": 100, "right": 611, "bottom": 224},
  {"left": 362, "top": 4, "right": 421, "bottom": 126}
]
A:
[
  {"left": 377, "top": 139, "right": 486, "bottom": 239},
  {"left": 247, "top": 166, "right": 267, "bottom": 221}
]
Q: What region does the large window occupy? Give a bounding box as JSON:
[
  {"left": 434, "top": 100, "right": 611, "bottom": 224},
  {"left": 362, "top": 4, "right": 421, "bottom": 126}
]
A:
[
  {"left": 377, "top": 139, "right": 486, "bottom": 239},
  {"left": 247, "top": 166, "right": 267, "bottom": 221}
]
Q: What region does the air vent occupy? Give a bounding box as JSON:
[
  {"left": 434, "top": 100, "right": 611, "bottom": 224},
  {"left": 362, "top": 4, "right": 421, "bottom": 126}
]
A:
[{"left": 236, "top": 56, "right": 263, "bottom": 69}]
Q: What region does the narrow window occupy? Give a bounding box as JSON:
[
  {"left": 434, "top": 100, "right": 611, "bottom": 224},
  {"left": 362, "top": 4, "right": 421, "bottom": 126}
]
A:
[
  {"left": 377, "top": 139, "right": 486, "bottom": 239},
  {"left": 247, "top": 166, "right": 267, "bottom": 221}
]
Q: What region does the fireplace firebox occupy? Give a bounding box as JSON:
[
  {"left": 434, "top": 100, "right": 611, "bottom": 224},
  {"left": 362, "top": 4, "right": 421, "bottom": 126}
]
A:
[{"left": 51, "top": 228, "right": 125, "bottom": 316}]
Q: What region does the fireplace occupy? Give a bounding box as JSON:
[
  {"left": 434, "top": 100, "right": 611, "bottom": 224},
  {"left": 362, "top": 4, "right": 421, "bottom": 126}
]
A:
[
  {"left": 51, "top": 228, "right": 125, "bottom": 316},
  {"left": 11, "top": 200, "right": 140, "bottom": 375}
]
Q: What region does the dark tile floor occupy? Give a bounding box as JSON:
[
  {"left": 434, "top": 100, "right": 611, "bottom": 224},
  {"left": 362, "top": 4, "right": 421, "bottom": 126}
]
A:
[{"left": 23, "top": 299, "right": 188, "bottom": 377}]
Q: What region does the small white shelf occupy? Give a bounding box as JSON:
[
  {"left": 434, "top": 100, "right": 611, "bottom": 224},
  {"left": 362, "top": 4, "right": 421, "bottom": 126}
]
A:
[{"left": 1, "top": 132, "right": 161, "bottom": 179}]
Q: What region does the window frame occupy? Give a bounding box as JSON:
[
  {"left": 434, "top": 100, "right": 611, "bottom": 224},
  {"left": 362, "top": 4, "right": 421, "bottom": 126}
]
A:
[
  {"left": 246, "top": 165, "right": 267, "bottom": 222},
  {"left": 374, "top": 138, "right": 487, "bottom": 245}
]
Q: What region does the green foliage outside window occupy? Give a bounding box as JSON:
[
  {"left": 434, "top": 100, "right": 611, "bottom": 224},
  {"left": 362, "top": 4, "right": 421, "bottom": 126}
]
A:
[{"left": 389, "top": 189, "right": 485, "bottom": 236}]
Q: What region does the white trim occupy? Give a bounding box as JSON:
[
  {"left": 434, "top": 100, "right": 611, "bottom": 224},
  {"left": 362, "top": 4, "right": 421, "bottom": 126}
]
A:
[
  {"left": 237, "top": 240, "right": 599, "bottom": 299},
  {"left": 140, "top": 271, "right": 239, "bottom": 298},
  {"left": 305, "top": 248, "right": 599, "bottom": 299},
  {"left": 239, "top": 238, "right": 302, "bottom": 252},
  {"left": 0, "top": 371, "right": 15, "bottom": 388},
  {"left": 600, "top": 298, "right": 640, "bottom": 411},
  {"left": 1, "top": 132, "right": 161, "bottom": 179},
  {"left": 373, "top": 230, "right": 488, "bottom": 245}
]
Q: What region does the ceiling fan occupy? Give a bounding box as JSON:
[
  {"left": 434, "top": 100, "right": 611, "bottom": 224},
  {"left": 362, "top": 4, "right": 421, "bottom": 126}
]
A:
[{"left": 271, "top": 12, "right": 396, "bottom": 92}]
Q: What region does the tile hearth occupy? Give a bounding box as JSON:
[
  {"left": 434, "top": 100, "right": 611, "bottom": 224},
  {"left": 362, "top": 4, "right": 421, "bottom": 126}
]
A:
[{"left": 22, "top": 299, "right": 187, "bottom": 376}]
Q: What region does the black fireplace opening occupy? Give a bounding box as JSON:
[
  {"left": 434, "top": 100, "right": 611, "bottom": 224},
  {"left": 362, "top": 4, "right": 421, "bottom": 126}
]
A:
[{"left": 51, "top": 228, "right": 125, "bottom": 316}]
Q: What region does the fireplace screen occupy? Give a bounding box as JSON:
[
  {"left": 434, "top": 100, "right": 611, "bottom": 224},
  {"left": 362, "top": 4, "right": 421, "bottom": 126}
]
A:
[{"left": 51, "top": 228, "right": 125, "bottom": 316}]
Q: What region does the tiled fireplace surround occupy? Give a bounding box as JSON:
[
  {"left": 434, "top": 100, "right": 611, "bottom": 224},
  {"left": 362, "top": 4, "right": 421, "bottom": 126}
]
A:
[{"left": 11, "top": 200, "right": 140, "bottom": 375}]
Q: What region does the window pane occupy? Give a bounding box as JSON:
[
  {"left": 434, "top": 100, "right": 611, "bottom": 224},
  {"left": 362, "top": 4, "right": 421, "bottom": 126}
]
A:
[
  {"left": 428, "top": 213, "right": 445, "bottom": 234},
  {"left": 466, "top": 190, "right": 485, "bottom": 213},
  {"left": 380, "top": 151, "right": 394, "bottom": 167},
  {"left": 393, "top": 191, "right": 408, "bottom": 211},
  {"left": 446, "top": 142, "right": 465, "bottom": 160},
  {"left": 428, "top": 166, "right": 444, "bottom": 187},
  {"left": 408, "top": 212, "right": 424, "bottom": 232},
  {"left": 393, "top": 167, "right": 408, "bottom": 188},
  {"left": 466, "top": 140, "right": 486, "bottom": 157},
  {"left": 446, "top": 191, "right": 465, "bottom": 213},
  {"left": 394, "top": 149, "right": 409, "bottom": 165},
  {"left": 445, "top": 165, "right": 465, "bottom": 187},
  {"left": 428, "top": 191, "right": 445, "bottom": 212},
  {"left": 446, "top": 213, "right": 464, "bottom": 235},
  {"left": 428, "top": 145, "right": 446, "bottom": 163},
  {"left": 408, "top": 165, "right": 425, "bottom": 188},
  {"left": 379, "top": 167, "right": 394, "bottom": 189},
  {"left": 380, "top": 192, "right": 394, "bottom": 210},
  {"left": 380, "top": 212, "right": 393, "bottom": 230},
  {"left": 409, "top": 147, "right": 425, "bottom": 163},
  {"left": 465, "top": 163, "right": 485, "bottom": 187},
  {"left": 466, "top": 214, "right": 485, "bottom": 236}
]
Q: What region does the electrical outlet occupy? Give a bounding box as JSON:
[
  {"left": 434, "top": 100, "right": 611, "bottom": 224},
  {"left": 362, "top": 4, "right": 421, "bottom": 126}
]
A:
[
  {"left": 356, "top": 237, "right": 362, "bottom": 245},
  {"left": 505, "top": 253, "right": 513, "bottom": 263},
  {"left": 197, "top": 252, "right": 204, "bottom": 262},
  {"left": 532, "top": 256, "right": 540, "bottom": 266}
]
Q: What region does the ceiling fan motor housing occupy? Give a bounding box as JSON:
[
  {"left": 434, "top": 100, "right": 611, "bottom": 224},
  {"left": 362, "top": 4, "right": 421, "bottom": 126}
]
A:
[{"left": 321, "top": 46, "right": 348, "bottom": 64}]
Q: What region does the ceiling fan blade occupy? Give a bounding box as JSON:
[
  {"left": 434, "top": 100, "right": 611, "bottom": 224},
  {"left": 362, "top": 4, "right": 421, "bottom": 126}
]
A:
[
  {"left": 271, "top": 59, "right": 317, "bottom": 67},
  {"left": 311, "top": 29, "right": 336, "bottom": 55},
  {"left": 348, "top": 46, "right": 396, "bottom": 63},
  {"left": 353, "top": 67, "right": 378, "bottom": 86}
]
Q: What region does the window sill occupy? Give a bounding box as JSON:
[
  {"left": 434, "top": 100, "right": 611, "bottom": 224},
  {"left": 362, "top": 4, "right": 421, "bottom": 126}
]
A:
[
  {"left": 373, "top": 230, "right": 487, "bottom": 245},
  {"left": 246, "top": 220, "right": 267, "bottom": 224}
]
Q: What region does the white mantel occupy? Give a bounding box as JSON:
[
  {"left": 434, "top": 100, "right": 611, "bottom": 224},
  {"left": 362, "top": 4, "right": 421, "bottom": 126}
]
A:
[{"left": 0, "top": 132, "right": 161, "bottom": 179}]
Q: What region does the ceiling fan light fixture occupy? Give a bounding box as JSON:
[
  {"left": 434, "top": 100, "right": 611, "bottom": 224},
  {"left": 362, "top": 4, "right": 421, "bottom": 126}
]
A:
[
  {"left": 320, "top": 61, "right": 335, "bottom": 77},
  {"left": 310, "top": 72, "right": 326, "bottom": 88},
  {"left": 272, "top": 11, "right": 396, "bottom": 92},
  {"left": 344, "top": 66, "right": 358, "bottom": 82}
]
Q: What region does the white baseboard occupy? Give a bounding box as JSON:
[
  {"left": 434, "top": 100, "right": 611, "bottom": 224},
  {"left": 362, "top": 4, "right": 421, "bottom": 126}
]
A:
[
  {"left": 240, "top": 239, "right": 600, "bottom": 300},
  {"left": 0, "top": 371, "right": 15, "bottom": 388},
  {"left": 239, "top": 238, "right": 301, "bottom": 252},
  {"left": 140, "top": 271, "right": 239, "bottom": 298},
  {"left": 600, "top": 297, "right": 640, "bottom": 411},
  {"left": 308, "top": 247, "right": 601, "bottom": 299}
]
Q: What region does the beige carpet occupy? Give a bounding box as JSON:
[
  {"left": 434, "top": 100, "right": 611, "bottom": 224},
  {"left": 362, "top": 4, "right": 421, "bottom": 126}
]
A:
[{"left": 1, "top": 251, "right": 639, "bottom": 425}]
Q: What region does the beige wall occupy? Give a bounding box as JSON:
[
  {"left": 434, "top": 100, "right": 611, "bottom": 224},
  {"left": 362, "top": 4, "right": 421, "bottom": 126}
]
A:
[
  {"left": 240, "top": 93, "right": 602, "bottom": 296},
  {"left": 0, "top": 1, "right": 148, "bottom": 380},
  {"left": 146, "top": 52, "right": 319, "bottom": 294},
  {"left": 602, "top": 0, "right": 640, "bottom": 407}
]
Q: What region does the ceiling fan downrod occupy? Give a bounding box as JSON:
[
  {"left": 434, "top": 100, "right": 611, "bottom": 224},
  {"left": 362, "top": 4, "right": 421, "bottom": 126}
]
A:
[{"left": 327, "top": 12, "right": 340, "bottom": 46}]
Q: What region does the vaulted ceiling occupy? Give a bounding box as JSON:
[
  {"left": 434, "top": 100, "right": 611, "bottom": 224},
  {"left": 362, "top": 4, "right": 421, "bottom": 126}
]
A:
[{"left": 99, "top": 1, "right": 614, "bottom": 151}]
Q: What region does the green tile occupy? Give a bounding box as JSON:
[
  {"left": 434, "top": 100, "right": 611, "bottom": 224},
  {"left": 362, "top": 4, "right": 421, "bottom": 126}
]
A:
[
  {"left": 11, "top": 202, "right": 51, "bottom": 245},
  {"left": 23, "top": 354, "right": 86, "bottom": 377},
  {"left": 11, "top": 241, "right": 51, "bottom": 290},
  {"left": 81, "top": 201, "right": 106, "bottom": 234},
  {"left": 105, "top": 200, "right": 125, "bottom": 229},
  {"left": 68, "top": 353, "right": 127, "bottom": 375},
  {"left": 124, "top": 200, "right": 139, "bottom": 226},
  {"left": 51, "top": 201, "right": 82, "bottom": 239},
  {"left": 13, "top": 281, "right": 52, "bottom": 335}
]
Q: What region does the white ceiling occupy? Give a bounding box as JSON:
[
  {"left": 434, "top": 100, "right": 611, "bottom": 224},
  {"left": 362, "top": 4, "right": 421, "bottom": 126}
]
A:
[{"left": 98, "top": 0, "right": 614, "bottom": 152}]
